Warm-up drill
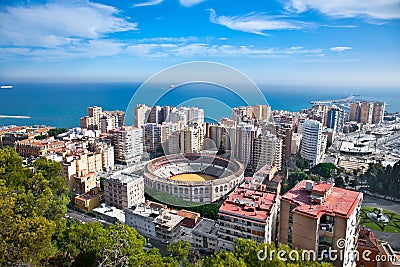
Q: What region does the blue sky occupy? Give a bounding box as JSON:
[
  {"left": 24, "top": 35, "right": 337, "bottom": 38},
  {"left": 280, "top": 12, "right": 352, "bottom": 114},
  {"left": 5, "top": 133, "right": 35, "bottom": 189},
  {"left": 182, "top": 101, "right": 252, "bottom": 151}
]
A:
[{"left": 0, "top": 0, "right": 399, "bottom": 86}]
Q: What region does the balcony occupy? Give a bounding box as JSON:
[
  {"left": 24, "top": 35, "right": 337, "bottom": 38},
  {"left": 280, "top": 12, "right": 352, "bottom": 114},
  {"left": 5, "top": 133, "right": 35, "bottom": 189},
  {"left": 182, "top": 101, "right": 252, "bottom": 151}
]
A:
[{"left": 319, "top": 224, "right": 334, "bottom": 237}]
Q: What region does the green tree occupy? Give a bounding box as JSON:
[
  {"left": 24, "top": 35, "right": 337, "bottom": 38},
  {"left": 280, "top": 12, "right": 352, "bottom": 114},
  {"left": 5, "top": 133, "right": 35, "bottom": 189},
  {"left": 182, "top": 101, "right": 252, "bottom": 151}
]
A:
[
  {"left": 0, "top": 147, "right": 69, "bottom": 265},
  {"left": 296, "top": 158, "right": 310, "bottom": 170},
  {"left": 311, "top": 163, "right": 339, "bottom": 178},
  {"left": 48, "top": 128, "right": 68, "bottom": 138},
  {"left": 167, "top": 240, "right": 191, "bottom": 264},
  {"left": 204, "top": 250, "right": 246, "bottom": 267}
]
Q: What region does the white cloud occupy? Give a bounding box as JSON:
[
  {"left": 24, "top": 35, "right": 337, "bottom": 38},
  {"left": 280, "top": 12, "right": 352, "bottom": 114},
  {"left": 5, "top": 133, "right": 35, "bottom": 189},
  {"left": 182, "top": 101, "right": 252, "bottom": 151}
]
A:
[
  {"left": 283, "top": 0, "right": 400, "bottom": 20},
  {"left": 179, "top": 0, "right": 206, "bottom": 7},
  {"left": 0, "top": 2, "right": 138, "bottom": 47},
  {"left": 133, "top": 0, "right": 163, "bottom": 7},
  {"left": 137, "top": 36, "right": 199, "bottom": 43},
  {"left": 208, "top": 9, "right": 312, "bottom": 35},
  {"left": 330, "top": 46, "right": 353, "bottom": 52},
  {"left": 0, "top": 39, "right": 326, "bottom": 60},
  {"left": 125, "top": 42, "right": 324, "bottom": 58}
]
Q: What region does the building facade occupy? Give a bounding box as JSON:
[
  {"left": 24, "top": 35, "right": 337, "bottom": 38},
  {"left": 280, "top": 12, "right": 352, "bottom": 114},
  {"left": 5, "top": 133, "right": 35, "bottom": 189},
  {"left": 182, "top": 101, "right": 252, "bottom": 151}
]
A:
[
  {"left": 218, "top": 185, "right": 280, "bottom": 251},
  {"left": 300, "top": 120, "right": 323, "bottom": 166},
  {"left": 110, "top": 126, "right": 143, "bottom": 164},
  {"left": 104, "top": 172, "right": 145, "bottom": 209},
  {"left": 280, "top": 180, "right": 363, "bottom": 267}
]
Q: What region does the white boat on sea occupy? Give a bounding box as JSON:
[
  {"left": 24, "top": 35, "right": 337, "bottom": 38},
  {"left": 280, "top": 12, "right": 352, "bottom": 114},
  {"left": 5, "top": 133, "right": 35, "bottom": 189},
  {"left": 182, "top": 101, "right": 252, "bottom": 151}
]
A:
[{"left": 1, "top": 85, "right": 13, "bottom": 89}]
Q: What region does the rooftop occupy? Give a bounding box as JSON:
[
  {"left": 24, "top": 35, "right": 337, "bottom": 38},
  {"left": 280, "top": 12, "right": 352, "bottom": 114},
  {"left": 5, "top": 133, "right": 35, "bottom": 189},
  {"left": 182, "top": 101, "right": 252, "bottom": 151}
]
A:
[
  {"left": 154, "top": 211, "right": 184, "bottom": 229},
  {"left": 16, "top": 138, "right": 64, "bottom": 147},
  {"left": 178, "top": 209, "right": 201, "bottom": 219},
  {"left": 219, "top": 186, "right": 279, "bottom": 222},
  {"left": 107, "top": 172, "right": 143, "bottom": 184},
  {"left": 358, "top": 227, "right": 380, "bottom": 251},
  {"left": 282, "top": 180, "right": 362, "bottom": 219},
  {"left": 192, "top": 218, "right": 218, "bottom": 236},
  {"left": 93, "top": 204, "right": 125, "bottom": 223}
]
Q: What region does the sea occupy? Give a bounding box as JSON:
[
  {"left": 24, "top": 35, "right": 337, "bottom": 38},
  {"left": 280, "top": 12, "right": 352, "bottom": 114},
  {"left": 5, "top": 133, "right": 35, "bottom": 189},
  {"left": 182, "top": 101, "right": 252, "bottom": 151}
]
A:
[{"left": 0, "top": 82, "right": 399, "bottom": 128}]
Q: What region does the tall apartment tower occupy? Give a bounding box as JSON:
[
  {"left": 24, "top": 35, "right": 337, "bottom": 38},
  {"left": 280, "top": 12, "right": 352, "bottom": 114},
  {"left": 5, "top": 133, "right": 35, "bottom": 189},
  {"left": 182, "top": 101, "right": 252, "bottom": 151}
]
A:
[
  {"left": 100, "top": 111, "right": 124, "bottom": 133},
  {"left": 232, "top": 105, "right": 271, "bottom": 124},
  {"left": 80, "top": 106, "right": 102, "bottom": 130},
  {"left": 207, "top": 124, "right": 235, "bottom": 151},
  {"left": 187, "top": 107, "right": 204, "bottom": 124},
  {"left": 179, "top": 123, "right": 205, "bottom": 153},
  {"left": 235, "top": 123, "right": 260, "bottom": 168},
  {"left": 109, "top": 126, "right": 143, "bottom": 164},
  {"left": 349, "top": 102, "right": 361, "bottom": 122},
  {"left": 372, "top": 102, "right": 385, "bottom": 124},
  {"left": 88, "top": 106, "right": 102, "bottom": 128},
  {"left": 300, "top": 120, "right": 323, "bottom": 166},
  {"left": 253, "top": 133, "right": 283, "bottom": 171},
  {"left": 134, "top": 104, "right": 151, "bottom": 128},
  {"left": 360, "top": 102, "right": 374, "bottom": 124},
  {"left": 143, "top": 123, "right": 167, "bottom": 155},
  {"left": 280, "top": 180, "right": 363, "bottom": 267},
  {"left": 275, "top": 123, "right": 293, "bottom": 163},
  {"left": 326, "top": 107, "right": 345, "bottom": 133}
]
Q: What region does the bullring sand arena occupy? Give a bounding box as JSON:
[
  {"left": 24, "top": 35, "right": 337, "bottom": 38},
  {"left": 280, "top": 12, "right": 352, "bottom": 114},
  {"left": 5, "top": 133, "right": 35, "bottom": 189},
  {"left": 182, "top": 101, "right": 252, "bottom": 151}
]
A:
[
  {"left": 144, "top": 153, "right": 245, "bottom": 203},
  {"left": 170, "top": 173, "right": 216, "bottom": 182}
]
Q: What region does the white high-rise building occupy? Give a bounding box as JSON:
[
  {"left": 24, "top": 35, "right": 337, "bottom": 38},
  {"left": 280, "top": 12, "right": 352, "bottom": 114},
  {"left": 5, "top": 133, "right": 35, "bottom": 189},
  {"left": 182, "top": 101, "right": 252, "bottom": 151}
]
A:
[
  {"left": 110, "top": 126, "right": 143, "bottom": 164},
  {"left": 167, "top": 106, "right": 204, "bottom": 126},
  {"left": 235, "top": 123, "right": 260, "bottom": 168},
  {"left": 253, "top": 133, "right": 283, "bottom": 171},
  {"left": 134, "top": 104, "right": 151, "bottom": 128},
  {"left": 168, "top": 107, "right": 188, "bottom": 127},
  {"left": 326, "top": 107, "right": 345, "bottom": 134},
  {"left": 187, "top": 107, "right": 204, "bottom": 123},
  {"left": 300, "top": 120, "right": 323, "bottom": 166}
]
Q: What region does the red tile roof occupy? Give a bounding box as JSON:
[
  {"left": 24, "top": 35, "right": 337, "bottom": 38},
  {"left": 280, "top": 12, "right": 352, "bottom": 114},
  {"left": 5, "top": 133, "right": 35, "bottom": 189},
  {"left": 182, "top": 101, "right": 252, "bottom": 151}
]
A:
[
  {"left": 219, "top": 186, "right": 279, "bottom": 222},
  {"left": 358, "top": 227, "right": 380, "bottom": 251},
  {"left": 282, "top": 180, "right": 362, "bottom": 219}
]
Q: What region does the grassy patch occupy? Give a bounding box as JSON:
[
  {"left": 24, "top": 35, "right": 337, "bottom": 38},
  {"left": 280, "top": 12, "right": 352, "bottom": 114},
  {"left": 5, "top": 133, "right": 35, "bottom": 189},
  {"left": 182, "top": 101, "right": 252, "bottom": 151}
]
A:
[{"left": 360, "top": 206, "right": 400, "bottom": 233}]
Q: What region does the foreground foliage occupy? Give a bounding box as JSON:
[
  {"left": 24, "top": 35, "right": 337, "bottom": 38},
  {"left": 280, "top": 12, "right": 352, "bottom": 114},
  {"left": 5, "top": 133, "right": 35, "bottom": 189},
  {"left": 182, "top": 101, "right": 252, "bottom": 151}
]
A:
[{"left": 362, "top": 161, "right": 400, "bottom": 198}]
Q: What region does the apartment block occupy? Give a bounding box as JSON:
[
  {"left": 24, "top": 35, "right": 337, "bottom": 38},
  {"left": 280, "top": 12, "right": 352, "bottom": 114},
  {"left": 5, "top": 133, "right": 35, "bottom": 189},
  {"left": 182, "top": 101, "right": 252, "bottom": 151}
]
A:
[
  {"left": 80, "top": 106, "right": 102, "bottom": 130},
  {"left": 232, "top": 105, "right": 271, "bottom": 124},
  {"left": 74, "top": 171, "right": 99, "bottom": 195},
  {"left": 300, "top": 119, "right": 323, "bottom": 166},
  {"left": 327, "top": 107, "right": 345, "bottom": 133},
  {"left": 218, "top": 186, "right": 280, "bottom": 251},
  {"left": 235, "top": 123, "right": 260, "bottom": 168},
  {"left": 104, "top": 172, "right": 145, "bottom": 209},
  {"left": 134, "top": 104, "right": 152, "bottom": 128},
  {"left": 100, "top": 110, "right": 124, "bottom": 133},
  {"left": 191, "top": 218, "right": 219, "bottom": 252},
  {"left": 207, "top": 123, "right": 235, "bottom": 151},
  {"left": 179, "top": 123, "right": 205, "bottom": 153},
  {"left": 15, "top": 138, "right": 65, "bottom": 158},
  {"left": 252, "top": 132, "right": 282, "bottom": 171},
  {"left": 280, "top": 180, "right": 363, "bottom": 267},
  {"left": 109, "top": 126, "right": 143, "bottom": 164},
  {"left": 372, "top": 102, "right": 385, "bottom": 125},
  {"left": 144, "top": 123, "right": 167, "bottom": 155},
  {"left": 125, "top": 202, "right": 166, "bottom": 237},
  {"left": 74, "top": 187, "right": 104, "bottom": 212}
]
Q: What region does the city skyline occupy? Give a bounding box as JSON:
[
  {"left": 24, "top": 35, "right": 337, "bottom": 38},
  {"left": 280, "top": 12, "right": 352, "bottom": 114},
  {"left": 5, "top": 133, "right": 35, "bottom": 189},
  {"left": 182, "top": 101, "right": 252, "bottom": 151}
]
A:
[{"left": 0, "top": 0, "right": 399, "bottom": 87}]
